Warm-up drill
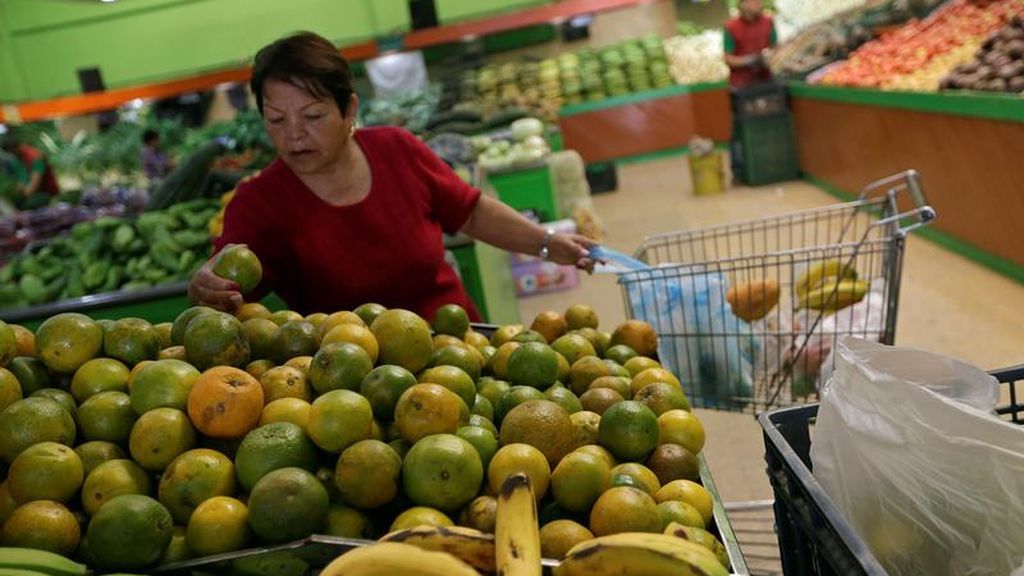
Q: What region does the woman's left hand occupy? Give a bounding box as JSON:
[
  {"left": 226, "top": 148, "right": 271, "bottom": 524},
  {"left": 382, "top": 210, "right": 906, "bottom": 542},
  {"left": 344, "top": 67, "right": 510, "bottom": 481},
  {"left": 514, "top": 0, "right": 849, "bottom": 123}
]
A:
[{"left": 548, "top": 233, "right": 598, "bottom": 273}]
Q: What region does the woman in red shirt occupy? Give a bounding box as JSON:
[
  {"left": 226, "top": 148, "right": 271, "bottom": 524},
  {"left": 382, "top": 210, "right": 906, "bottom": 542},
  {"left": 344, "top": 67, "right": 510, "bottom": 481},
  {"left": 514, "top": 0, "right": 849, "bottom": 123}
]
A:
[{"left": 189, "top": 32, "right": 593, "bottom": 321}]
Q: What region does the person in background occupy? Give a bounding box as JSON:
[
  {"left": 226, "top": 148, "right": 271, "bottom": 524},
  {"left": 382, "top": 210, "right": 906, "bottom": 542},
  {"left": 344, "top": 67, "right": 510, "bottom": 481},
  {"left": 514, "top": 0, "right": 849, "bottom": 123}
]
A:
[
  {"left": 723, "top": 0, "right": 778, "bottom": 184},
  {"left": 723, "top": 0, "right": 777, "bottom": 88},
  {"left": 0, "top": 130, "right": 60, "bottom": 210},
  {"left": 141, "top": 129, "right": 173, "bottom": 181},
  {"left": 189, "top": 31, "right": 594, "bottom": 321}
]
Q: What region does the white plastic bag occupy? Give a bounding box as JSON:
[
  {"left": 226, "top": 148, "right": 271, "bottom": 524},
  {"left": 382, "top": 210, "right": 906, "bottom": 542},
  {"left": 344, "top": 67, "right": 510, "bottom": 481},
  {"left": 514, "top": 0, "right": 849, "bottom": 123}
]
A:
[
  {"left": 618, "top": 265, "right": 755, "bottom": 408},
  {"left": 811, "top": 337, "right": 1024, "bottom": 576}
]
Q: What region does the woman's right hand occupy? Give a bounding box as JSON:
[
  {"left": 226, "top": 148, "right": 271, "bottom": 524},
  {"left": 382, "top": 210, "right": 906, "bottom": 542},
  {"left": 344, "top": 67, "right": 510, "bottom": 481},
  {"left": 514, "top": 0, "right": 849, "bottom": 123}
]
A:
[{"left": 188, "top": 257, "right": 243, "bottom": 311}]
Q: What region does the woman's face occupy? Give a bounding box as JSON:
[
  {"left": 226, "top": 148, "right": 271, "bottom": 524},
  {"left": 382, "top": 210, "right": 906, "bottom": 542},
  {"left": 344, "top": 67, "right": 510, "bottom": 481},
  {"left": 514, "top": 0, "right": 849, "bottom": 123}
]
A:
[{"left": 261, "top": 78, "right": 354, "bottom": 175}]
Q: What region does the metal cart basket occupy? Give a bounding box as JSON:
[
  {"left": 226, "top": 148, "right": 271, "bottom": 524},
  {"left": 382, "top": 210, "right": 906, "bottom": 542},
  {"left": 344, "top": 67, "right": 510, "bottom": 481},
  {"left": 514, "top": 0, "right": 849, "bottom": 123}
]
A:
[{"left": 619, "top": 170, "right": 935, "bottom": 411}]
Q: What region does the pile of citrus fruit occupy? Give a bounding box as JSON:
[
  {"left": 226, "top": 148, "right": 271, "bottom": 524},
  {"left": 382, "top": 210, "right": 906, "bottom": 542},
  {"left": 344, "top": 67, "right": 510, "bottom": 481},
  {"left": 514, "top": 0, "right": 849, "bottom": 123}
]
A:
[{"left": 0, "top": 297, "right": 723, "bottom": 573}]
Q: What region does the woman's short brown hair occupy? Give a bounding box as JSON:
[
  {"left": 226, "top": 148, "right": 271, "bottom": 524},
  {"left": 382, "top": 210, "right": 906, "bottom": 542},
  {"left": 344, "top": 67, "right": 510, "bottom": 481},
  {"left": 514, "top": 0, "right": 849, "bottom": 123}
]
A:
[{"left": 251, "top": 31, "right": 354, "bottom": 116}]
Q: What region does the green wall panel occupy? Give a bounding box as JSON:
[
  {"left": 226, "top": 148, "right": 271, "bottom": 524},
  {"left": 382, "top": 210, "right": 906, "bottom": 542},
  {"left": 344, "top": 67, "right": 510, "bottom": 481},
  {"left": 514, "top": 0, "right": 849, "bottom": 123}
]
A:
[
  {"left": 4, "top": 0, "right": 387, "bottom": 100},
  {"left": 3, "top": 0, "right": 195, "bottom": 32},
  {"left": 0, "top": 4, "right": 28, "bottom": 102},
  {"left": 369, "top": 0, "right": 412, "bottom": 35},
  {"left": 2, "top": 0, "right": 555, "bottom": 101}
]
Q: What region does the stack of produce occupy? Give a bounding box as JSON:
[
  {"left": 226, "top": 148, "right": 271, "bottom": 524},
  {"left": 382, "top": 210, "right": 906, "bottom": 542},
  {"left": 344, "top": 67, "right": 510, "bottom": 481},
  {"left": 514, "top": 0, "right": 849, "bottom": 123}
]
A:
[
  {"left": 768, "top": 0, "right": 942, "bottom": 80},
  {"left": 0, "top": 198, "right": 219, "bottom": 309},
  {"left": 461, "top": 34, "right": 674, "bottom": 122},
  {"left": 773, "top": 0, "right": 871, "bottom": 42},
  {"left": 171, "top": 110, "right": 274, "bottom": 171},
  {"left": 361, "top": 85, "right": 443, "bottom": 134},
  {"left": 474, "top": 118, "right": 551, "bottom": 173},
  {"left": 819, "top": 0, "right": 1024, "bottom": 90},
  {"left": 0, "top": 197, "right": 143, "bottom": 266},
  {"left": 941, "top": 14, "right": 1024, "bottom": 93},
  {"left": 0, "top": 270, "right": 728, "bottom": 574},
  {"left": 562, "top": 35, "right": 675, "bottom": 104},
  {"left": 664, "top": 32, "right": 730, "bottom": 85}
]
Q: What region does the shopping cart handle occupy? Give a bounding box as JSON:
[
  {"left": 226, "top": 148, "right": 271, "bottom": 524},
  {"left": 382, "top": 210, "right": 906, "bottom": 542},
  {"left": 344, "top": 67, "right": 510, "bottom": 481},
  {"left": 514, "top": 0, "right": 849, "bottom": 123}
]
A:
[{"left": 860, "top": 169, "right": 936, "bottom": 234}]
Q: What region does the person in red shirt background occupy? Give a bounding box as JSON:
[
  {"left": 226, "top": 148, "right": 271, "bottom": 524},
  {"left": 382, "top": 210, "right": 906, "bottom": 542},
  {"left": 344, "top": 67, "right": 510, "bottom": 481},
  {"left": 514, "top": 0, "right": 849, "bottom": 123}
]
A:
[
  {"left": 724, "top": 0, "right": 777, "bottom": 88},
  {"left": 188, "top": 32, "right": 595, "bottom": 322},
  {"left": 0, "top": 130, "right": 61, "bottom": 210}
]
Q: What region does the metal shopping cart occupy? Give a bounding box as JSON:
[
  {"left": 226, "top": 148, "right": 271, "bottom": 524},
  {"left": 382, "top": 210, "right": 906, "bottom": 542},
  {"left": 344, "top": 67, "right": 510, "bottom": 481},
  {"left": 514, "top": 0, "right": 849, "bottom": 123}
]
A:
[{"left": 618, "top": 170, "right": 935, "bottom": 412}]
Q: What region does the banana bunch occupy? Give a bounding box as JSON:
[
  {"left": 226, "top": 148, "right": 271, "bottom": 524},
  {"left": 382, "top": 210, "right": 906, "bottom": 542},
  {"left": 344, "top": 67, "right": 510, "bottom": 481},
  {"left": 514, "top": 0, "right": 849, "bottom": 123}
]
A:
[
  {"left": 378, "top": 525, "right": 495, "bottom": 573},
  {"left": 554, "top": 532, "right": 729, "bottom": 576},
  {"left": 0, "top": 548, "right": 87, "bottom": 576},
  {"left": 795, "top": 259, "right": 868, "bottom": 312},
  {"left": 496, "top": 473, "right": 542, "bottom": 576},
  {"left": 318, "top": 541, "right": 480, "bottom": 576}
]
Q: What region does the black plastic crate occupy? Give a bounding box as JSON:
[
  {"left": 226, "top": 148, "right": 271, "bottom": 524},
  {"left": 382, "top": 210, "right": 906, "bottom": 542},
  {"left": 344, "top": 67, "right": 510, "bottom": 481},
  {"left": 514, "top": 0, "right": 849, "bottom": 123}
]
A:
[
  {"left": 585, "top": 162, "right": 618, "bottom": 194},
  {"left": 732, "top": 82, "right": 789, "bottom": 120},
  {"left": 738, "top": 112, "right": 800, "bottom": 186},
  {"left": 759, "top": 364, "right": 1024, "bottom": 575}
]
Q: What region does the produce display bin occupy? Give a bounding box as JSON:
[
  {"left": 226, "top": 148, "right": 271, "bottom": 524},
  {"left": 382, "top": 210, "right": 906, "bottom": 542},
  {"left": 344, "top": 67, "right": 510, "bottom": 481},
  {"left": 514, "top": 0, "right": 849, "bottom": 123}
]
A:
[
  {"left": 0, "top": 236, "right": 514, "bottom": 329},
  {"left": 759, "top": 364, "right": 1024, "bottom": 576},
  {"left": 737, "top": 111, "right": 800, "bottom": 186},
  {"left": 150, "top": 451, "right": 748, "bottom": 575},
  {"left": 485, "top": 163, "right": 559, "bottom": 222},
  {"left": 0, "top": 282, "right": 194, "bottom": 331},
  {"left": 558, "top": 82, "right": 732, "bottom": 164},
  {"left": 145, "top": 324, "right": 749, "bottom": 574}
]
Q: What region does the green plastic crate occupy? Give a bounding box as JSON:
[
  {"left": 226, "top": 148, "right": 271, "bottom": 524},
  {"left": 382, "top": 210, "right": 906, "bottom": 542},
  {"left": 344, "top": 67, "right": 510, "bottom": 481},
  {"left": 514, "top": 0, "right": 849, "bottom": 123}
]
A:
[
  {"left": 739, "top": 112, "right": 800, "bottom": 186},
  {"left": 486, "top": 165, "right": 559, "bottom": 222}
]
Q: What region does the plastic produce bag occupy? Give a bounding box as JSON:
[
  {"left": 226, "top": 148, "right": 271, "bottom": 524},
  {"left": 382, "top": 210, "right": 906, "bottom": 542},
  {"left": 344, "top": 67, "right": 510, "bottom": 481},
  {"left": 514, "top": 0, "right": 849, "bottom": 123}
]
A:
[
  {"left": 593, "top": 247, "right": 755, "bottom": 407},
  {"left": 811, "top": 337, "right": 1024, "bottom": 576},
  {"left": 549, "top": 151, "right": 604, "bottom": 241}
]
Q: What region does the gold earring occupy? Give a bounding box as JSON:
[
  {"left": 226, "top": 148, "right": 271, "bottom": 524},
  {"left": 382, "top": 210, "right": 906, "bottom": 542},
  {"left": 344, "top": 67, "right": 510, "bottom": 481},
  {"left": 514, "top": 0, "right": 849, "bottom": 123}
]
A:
[{"left": 349, "top": 123, "right": 356, "bottom": 137}]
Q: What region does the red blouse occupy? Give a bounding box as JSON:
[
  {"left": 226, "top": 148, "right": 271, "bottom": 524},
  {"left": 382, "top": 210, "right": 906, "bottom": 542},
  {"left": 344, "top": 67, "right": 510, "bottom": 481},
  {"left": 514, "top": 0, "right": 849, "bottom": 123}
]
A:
[{"left": 214, "top": 126, "right": 482, "bottom": 321}]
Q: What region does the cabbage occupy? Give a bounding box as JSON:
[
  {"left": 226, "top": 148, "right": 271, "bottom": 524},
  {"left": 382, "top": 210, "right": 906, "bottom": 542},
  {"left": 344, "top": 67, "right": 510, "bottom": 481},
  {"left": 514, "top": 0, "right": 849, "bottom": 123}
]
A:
[
  {"left": 522, "top": 135, "right": 550, "bottom": 153},
  {"left": 510, "top": 118, "right": 544, "bottom": 141}
]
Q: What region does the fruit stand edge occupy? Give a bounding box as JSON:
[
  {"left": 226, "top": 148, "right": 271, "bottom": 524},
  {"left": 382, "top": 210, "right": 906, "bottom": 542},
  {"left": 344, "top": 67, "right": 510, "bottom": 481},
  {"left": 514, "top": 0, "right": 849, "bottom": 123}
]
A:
[
  {"left": 699, "top": 451, "right": 750, "bottom": 575},
  {"left": 806, "top": 173, "right": 1024, "bottom": 287},
  {"left": 558, "top": 82, "right": 729, "bottom": 117},
  {"left": 787, "top": 82, "right": 1024, "bottom": 125}
]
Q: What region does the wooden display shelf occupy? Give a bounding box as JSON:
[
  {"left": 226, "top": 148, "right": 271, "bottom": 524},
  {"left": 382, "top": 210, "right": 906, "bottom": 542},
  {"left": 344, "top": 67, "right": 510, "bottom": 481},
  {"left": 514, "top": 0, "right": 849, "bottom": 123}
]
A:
[
  {"left": 788, "top": 82, "right": 1024, "bottom": 276},
  {"left": 557, "top": 82, "right": 731, "bottom": 164}
]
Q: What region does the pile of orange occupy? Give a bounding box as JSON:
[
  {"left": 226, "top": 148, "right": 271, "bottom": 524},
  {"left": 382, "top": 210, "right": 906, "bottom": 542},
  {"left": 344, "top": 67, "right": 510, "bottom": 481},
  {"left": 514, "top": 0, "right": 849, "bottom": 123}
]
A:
[{"left": 0, "top": 297, "right": 715, "bottom": 572}]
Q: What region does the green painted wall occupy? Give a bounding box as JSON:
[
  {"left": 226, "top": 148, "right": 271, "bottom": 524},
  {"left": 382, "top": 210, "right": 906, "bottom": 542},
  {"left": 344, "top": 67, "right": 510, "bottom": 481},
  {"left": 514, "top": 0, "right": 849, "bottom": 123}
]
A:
[
  {"left": 436, "top": 0, "right": 550, "bottom": 23},
  {"left": 0, "top": 2, "right": 25, "bottom": 102},
  {"left": 370, "top": 0, "right": 413, "bottom": 36},
  {"left": 0, "top": 0, "right": 413, "bottom": 102},
  {"left": 0, "top": 0, "right": 555, "bottom": 102}
]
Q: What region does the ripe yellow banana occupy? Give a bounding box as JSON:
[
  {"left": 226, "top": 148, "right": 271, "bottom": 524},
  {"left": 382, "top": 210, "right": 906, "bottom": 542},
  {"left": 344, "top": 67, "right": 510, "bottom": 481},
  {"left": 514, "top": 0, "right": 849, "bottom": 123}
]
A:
[
  {"left": 378, "top": 524, "right": 495, "bottom": 573},
  {"left": 663, "top": 522, "right": 730, "bottom": 569},
  {"left": 319, "top": 541, "right": 480, "bottom": 576},
  {"left": 795, "top": 259, "right": 858, "bottom": 299},
  {"left": 798, "top": 279, "right": 869, "bottom": 311},
  {"left": 496, "top": 473, "right": 541, "bottom": 576},
  {"left": 554, "top": 532, "right": 728, "bottom": 576},
  {"left": 0, "top": 548, "right": 87, "bottom": 576}
]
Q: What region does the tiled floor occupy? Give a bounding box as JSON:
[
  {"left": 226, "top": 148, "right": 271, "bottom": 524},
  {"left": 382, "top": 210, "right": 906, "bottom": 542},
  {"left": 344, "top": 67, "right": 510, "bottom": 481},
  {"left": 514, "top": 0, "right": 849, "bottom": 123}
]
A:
[{"left": 515, "top": 155, "right": 1024, "bottom": 574}]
